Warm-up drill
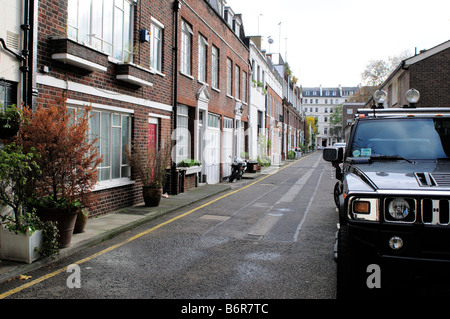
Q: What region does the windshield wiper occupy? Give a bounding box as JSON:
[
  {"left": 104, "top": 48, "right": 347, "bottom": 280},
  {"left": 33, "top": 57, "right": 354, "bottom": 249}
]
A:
[{"left": 369, "top": 155, "right": 413, "bottom": 163}]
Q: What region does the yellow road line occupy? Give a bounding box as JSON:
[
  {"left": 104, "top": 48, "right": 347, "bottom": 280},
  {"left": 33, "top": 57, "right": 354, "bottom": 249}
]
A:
[{"left": 0, "top": 156, "right": 308, "bottom": 299}]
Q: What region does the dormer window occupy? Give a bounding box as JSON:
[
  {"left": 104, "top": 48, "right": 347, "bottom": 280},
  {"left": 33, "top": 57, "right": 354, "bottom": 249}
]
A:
[{"left": 217, "top": 0, "right": 225, "bottom": 17}]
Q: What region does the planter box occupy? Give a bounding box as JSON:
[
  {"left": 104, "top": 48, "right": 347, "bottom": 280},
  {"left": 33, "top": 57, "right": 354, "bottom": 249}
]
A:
[
  {"left": 0, "top": 227, "right": 43, "bottom": 264},
  {"left": 50, "top": 37, "right": 109, "bottom": 73}
]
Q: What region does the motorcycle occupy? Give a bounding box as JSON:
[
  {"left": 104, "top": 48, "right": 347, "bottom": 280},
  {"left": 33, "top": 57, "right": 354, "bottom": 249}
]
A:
[{"left": 229, "top": 156, "right": 247, "bottom": 182}]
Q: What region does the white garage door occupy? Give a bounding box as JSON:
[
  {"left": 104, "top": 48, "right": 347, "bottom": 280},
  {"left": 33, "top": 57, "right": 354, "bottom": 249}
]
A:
[
  {"left": 222, "top": 117, "right": 233, "bottom": 178},
  {"left": 204, "top": 114, "right": 221, "bottom": 184}
]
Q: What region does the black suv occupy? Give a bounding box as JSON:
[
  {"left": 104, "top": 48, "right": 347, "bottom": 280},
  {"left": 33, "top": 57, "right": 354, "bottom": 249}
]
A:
[{"left": 324, "top": 90, "right": 450, "bottom": 298}]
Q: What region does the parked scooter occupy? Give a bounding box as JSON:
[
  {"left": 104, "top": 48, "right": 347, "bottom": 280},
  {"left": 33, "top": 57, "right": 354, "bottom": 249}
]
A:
[{"left": 229, "top": 156, "right": 247, "bottom": 182}]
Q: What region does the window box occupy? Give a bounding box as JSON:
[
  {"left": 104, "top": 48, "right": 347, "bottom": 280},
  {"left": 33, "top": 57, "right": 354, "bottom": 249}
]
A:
[
  {"left": 115, "top": 63, "right": 154, "bottom": 87},
  {"left": 50, "top": 37, "right": 109, "bottom": 72}
]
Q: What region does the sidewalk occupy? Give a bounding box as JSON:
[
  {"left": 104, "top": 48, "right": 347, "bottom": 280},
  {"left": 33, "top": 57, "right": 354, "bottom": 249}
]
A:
[{"left": 0, "top": 164, "right": 281, "bottom": 285}]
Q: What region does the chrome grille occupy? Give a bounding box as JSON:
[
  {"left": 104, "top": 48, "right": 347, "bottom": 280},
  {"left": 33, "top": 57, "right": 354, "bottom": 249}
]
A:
[{"left": 422, "top": 199, "right": 450, "bottom": 225}]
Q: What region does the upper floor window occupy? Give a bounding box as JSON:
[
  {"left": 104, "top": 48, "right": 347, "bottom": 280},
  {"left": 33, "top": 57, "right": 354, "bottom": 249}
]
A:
[
  {"left": 212, "top": 45, "right": 219, "bottom": 89},
  {"left": 198, "top": 35, "right": 208, "bottom": 83},
  {"left": 235, "top": 65, "right": 240, "bottom": 100},
  {"left": 181, "top": 20, "right": 193, "bottom": 75},
  {"left": 226, "top": 58, "right": 232, "bottom": 96},
  {"left": 67, "top": 0, "right": 135, "bottom": 62},
  {"left": 150, "top": 18, "right": 164, "bottom": 72}
]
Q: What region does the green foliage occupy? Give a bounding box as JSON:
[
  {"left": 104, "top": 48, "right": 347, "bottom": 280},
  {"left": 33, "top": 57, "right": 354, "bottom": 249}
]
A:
[
  {"left": 0, "top": 143, "right": 40, "bottom": 227},
  {"left": 0, "top": 105, "right": 22, "bottom": 129},
  {"left": 177, "top": 159, "right": 202, "bottom": 167},
  {"left": 287, "top": 150, "right": 295, "bottom": 160}
]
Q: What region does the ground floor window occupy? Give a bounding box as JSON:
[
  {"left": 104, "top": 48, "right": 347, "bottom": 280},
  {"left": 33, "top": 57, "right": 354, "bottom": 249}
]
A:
[
  {"left": 176, "top": 105, "right": 190, "bottom": 164},
  {"left": 89, "top": 110, "right": 131, "bottom": 182}
]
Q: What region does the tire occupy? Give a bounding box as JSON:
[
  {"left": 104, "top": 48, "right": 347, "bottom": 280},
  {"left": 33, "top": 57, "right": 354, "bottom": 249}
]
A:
[
  {"left": 336, "top": 225, "right": 368, "bottom": 299},
  {"left": 229, "top": 170, "right": 237, "bottom": 182},
  {"left": 333, "top": 181, "right": 342, "bottom": 208}
]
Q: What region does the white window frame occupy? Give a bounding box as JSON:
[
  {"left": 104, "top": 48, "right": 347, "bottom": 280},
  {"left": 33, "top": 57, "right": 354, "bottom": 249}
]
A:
[
  {"left": 176, "top": 105, "right": 190, "bottom": 164},
  {"left": 234, "top": 65, "right": 240, "bottom": 100},
  {"left": 181, "top": 20, "right": 193, "bottom": 76},
  {"left": 66, "top": 102, "right": 133, "bottom": 190},
  {"left": 211, "top": 45, "right": 219, "bottom": 89},
  {"left": 226, "top": 58, "right": 232, "bottom": 96},
  {"left": 198, "top": 35, "right": 208, "bottom": 83},
  {"left": 150, "top": 17, "right": 164, "bottom": 72},
  {"left": 67, "top": 0, "right": 135, "bottom": 63}
]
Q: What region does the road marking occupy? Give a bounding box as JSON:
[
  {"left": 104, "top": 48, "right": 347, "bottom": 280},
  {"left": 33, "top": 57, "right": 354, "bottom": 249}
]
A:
[
  {"left": 293, "top": 168, "right": 324, "bottom": 242},
  {"left": 0, "top": 154, "right": 318, "bottom": 299},
  {"left": 248, "top": 213, "right": 283, "bottom": 237}
]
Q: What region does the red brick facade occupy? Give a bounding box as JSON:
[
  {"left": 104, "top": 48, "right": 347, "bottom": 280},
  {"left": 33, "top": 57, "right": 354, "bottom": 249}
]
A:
[{"left": 37, "top": 0, "right": 175, "bottom": 216}]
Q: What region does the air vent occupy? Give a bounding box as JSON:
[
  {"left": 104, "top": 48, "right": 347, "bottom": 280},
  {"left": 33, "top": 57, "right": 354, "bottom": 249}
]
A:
[
  {"left": 415, "top": 172, "right": 437, "bottom": 187},
  {"left": 430, "top": 173, "right": 450, "bottom": 187},
  {"left": 6, "top": 31, "right": 19, "bottom": 50}
]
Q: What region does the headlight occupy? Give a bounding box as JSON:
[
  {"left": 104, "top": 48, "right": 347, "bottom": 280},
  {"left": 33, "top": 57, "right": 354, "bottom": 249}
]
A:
[{"left": 384, "top": 198, "right": 416, "bottom": 222}]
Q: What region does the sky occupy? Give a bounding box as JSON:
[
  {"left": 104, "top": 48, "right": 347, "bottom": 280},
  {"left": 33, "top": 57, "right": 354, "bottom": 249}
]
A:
[{"left": 225, "top": 0, "right": 450, "bottom": 88}]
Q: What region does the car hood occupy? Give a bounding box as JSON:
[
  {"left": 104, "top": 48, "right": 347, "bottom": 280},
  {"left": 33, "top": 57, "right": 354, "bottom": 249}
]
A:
[{"left": 347, "top": 161, "right": 450, "bottom": 191}]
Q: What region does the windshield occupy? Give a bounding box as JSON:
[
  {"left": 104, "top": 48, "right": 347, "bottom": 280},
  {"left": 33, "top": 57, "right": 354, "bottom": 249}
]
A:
[{"left": 349, "top": 118, "right": 450, "bottom": 160}]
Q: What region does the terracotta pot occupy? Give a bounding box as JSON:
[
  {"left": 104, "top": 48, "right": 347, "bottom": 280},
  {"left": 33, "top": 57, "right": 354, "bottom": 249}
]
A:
[
  {"left": 74, "top": 211, "right": 88, "bottom": 234},
  {"left": 142, "top": 187, "right": 163, "bottom": 207},
  {"left": 35, "top": 207, "right": 79, "bottom": 248}
]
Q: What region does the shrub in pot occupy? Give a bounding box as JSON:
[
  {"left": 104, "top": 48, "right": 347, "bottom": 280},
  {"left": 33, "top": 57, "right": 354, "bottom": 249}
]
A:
[
  {"left": 126, "top": 143, "right": 170, "bottom": 207},
  {"left": 16, "top": 98, "right": 102, "bottom": 248}
]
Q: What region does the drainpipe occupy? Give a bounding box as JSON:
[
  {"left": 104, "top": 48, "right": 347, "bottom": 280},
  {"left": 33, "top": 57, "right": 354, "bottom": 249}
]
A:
[{"left": 171, "top": 0, "right": 181, "bottom": 195}]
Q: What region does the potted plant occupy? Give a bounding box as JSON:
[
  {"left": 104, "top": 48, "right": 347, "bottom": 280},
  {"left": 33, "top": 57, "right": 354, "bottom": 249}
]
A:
[
  {"left": 0, "top": 105, "right": 22, "bottom": 139},
  {"left": 73, "top": 208, "right": 89, "bottom": 234},
  {"left": 0, "top": 143, "right": 60, "bottom": 263},
  {"left": 126, "top": 143, "right": 170, "bottom": 207},
  {"left": 16, "top": 98, "right": 102, "bottom": 248}
]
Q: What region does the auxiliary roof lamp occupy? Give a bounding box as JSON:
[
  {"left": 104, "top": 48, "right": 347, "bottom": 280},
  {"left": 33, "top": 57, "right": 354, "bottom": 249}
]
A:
[{"left": 405, "top": 88, "right": 420, "bottom": 108}]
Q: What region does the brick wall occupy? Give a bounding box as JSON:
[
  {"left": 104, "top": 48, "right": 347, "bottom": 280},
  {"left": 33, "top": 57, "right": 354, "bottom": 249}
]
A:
[{"left": 410, "top": 46, "right": 450, "bottom": 108}]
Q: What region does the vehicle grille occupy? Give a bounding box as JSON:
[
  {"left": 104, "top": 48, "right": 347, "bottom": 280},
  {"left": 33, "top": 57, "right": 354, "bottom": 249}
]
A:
[{"left": 422, "top": 199, "right": 450, "bottom": 225}]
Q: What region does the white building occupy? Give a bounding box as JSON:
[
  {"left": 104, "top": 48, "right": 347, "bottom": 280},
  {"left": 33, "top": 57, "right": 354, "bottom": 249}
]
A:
[
  {"left": 248, "top": 36, "right": 269, "bottom": 160},
  {"left": 303, "top": 85, "right": 358, "bottom": 147}
]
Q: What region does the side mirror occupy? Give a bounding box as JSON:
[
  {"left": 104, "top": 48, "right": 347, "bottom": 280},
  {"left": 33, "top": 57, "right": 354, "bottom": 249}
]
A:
[{"left": 323, "top": 147, "right": 344, "bottom": 163}]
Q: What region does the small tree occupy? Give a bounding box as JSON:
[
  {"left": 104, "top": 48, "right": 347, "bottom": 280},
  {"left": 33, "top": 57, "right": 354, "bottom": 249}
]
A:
[
  {"left": 16, "top": 98, "right": 102, "bottom": 211},
  {"left": 0, "top": 143, "right": 40, "bottom": 228}
]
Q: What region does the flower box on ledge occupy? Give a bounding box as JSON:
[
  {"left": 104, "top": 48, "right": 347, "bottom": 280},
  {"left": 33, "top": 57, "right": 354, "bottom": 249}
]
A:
[
  {"left": 50, "top": 37, "right": 109, "bottom": 73},
  {"left": 115, "top": 63, "right": 154, "bottom": 87}
]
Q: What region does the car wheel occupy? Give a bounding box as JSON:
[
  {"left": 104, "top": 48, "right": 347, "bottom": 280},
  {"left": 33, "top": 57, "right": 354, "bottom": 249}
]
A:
[
  {"left": 333, "top": 181, "right": 342, "bottom": 207},
  {"left": 336, "top": 225, "right": 368, "bottom": 299}
]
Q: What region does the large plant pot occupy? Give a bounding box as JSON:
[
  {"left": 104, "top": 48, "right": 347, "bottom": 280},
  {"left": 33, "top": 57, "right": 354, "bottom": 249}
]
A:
[
  {"left": 35, "top": 207, "right": 79, "bottom": 248},
  {"left": 143, "top": 187, "right": 163, "bottom": 207},
  {"left": 73, "top": 211, "right": 88, "bottom": 234},
  {"left": 0, "top": 227, "right": 43, "bottom": 264}
]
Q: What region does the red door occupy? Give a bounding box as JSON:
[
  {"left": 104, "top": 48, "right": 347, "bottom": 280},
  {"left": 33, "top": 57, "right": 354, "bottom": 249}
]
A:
[{"left": 148, "top": 123, "right": 157, "bottom": 151}]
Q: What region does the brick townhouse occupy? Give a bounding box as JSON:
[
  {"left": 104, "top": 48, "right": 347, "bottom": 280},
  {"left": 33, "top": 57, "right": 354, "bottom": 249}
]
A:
[
  {"left": 175, "top": 0, "right": 250, "bottom": 185},
  {"left": 36, "top": 0, "right": 176, "bottom": 216},
  {"left": 366, "top": 39, "right": 450, "bottom": 109}
]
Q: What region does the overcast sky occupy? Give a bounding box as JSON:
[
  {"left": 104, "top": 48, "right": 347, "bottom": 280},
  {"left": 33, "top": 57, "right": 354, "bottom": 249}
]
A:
[{"left": 225, "top": 0, "right": 450, "bottom": 88}]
